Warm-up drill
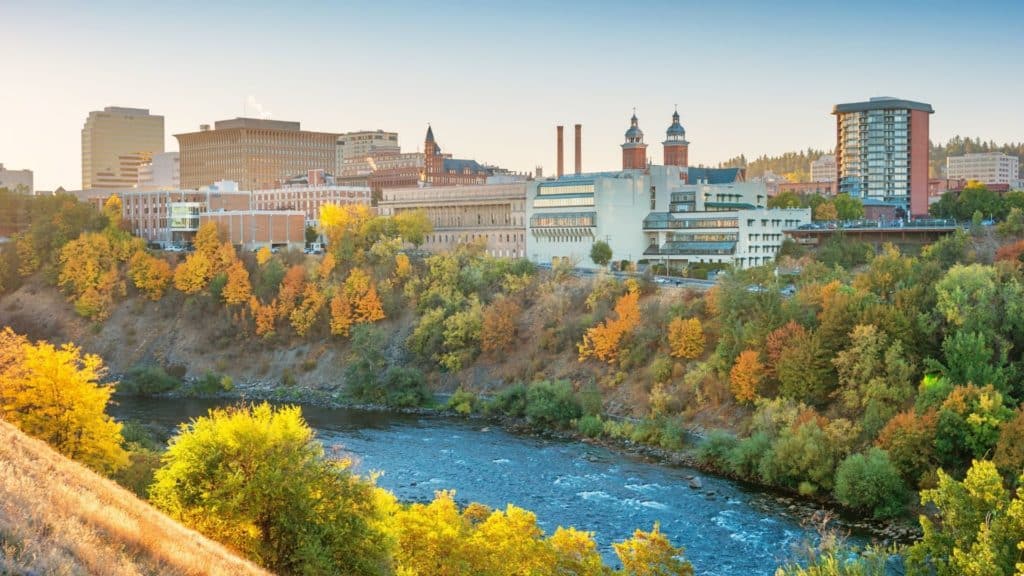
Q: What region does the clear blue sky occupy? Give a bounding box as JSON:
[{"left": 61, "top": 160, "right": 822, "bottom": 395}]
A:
[{"left": 3, "top": 0, "right": 1022, "bottom": 190}]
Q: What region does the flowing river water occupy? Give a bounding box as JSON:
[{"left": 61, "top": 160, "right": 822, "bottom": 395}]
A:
[{"left": 111, "top": 396, "right": 852, "bottom": 575}]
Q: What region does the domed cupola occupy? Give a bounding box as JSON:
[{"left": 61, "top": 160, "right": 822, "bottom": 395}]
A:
[
  {"left": 624, "top": 112, "right": 644, "bottom": 143},
  {"left": 665, "top": 108, "right": 686, "bottom": 141}
]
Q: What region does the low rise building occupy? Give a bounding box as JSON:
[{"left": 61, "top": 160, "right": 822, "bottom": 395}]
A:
[
  {"left": 378, "top": 182, "right": 526, "bottom": 258},
  {"left": 252, "top": 170, "right": 371, "bottom": 223},
  {"left": 777, "top": 180, "right": 837, "bottom": 197},
  {"left": 0, "top": 164, "right": 33, "bottom": 194},
  {"left": 199, "top": 210, "right": 306, "bottom": 251},
  {"left": 526, "top": 112, "right": 810, "bottom": 270},
  {"left": 119, "top": 181, "right": 251, "bottom": 244},
  {"left": 946, "top": 153, "right": 1020, "bottom": 188}
]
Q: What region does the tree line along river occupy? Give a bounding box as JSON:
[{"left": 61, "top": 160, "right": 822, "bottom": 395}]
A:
[{"left": 111, "top": 396, "right": 860, "bottom": 575}]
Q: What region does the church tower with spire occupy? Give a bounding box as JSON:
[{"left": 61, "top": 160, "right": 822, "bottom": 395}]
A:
[
  {"left": 423, "top": 124, "right": 440, "bottom": 183},
  {"left": 662, "top": 107, "right": 689, "bottom": 168},
  {"left": 621, "top": 112, "right": 647, "bottom": 170}
]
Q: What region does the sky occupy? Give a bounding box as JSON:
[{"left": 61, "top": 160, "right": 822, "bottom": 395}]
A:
[{"left": 2, "top": 0, "right": 1023, "bottom": 191}]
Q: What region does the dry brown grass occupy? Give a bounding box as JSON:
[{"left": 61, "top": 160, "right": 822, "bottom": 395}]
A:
[{"left": 0, "top": 419, "right": 271, "bottom": 576}]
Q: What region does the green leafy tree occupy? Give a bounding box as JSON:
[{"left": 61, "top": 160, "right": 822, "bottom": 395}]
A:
[
  {"left": 832, "top": 193, "right": 864, "bottom": 220},
  {"left": 393, "top": 209, "right": 433, "bottom": 247},
  {"left": 149, "top": 403, "right": 390, "bottom": 575},
  {"left": 590, "top": 240, "right": 613, "bottom": 267},
  {"left": 834, "top": 448, "right": 907, "bottom": 519}
]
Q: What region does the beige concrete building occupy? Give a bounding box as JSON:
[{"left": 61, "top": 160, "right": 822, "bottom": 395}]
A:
[
  {"left": 0, "top": 163, "right": 33, "bottom": 193},
  {"left": 200, "top": 210, "right": 305, "bottom": 250},
  {"left": 81, "top": 107, "right": 164, "bottom": 190},
  {"left": 176, "top": 118, "right": 337, "bottom": 191},
  {"left": 947, "top": 153, "right": 1020, "bottom": 188},
  {"left": 335, "top": 130, "right": 399, "bottom": 174},
  {"left": 379, "top": 182, "right": 527, "bottom": 258},
  {"left": 137, "top": 152, "right": 180, "bottom": 189},
  {"left": 252, "top": 182, "right": 371, "bottom": 223},
  {"left": 810, "top": 154, "right": 836, "bottom": 183}
]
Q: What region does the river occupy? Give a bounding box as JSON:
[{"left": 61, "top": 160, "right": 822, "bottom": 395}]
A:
[{"left": 111, "top": 396, "right": 834, "bottom": 575}]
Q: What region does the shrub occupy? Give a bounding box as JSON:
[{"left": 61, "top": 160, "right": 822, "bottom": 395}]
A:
[
  {"left": 525, "top": 380, "right": 582, "bottom": 428},
  {"left": 117, "top": 365, "right": 181, "bottom": 396},
  {"left": 381, "top": 366, "right": 431, "bottom": 408},
  {"left": 446, "top": 388, "right": 479, "bottom": 415},
  {"left": 281, "top": 368, "right": 297, "bottom": 387},
  {"left": 190, "top": 371, "right": 231, "bottom": 396},
  {"left": 834, "top": 448, "right": 907, "bottom": 519},
  {"left": 486, "top": 383, "right": 528, "bottom": 417},
  {"left": 575, "top": 414, "right": 604, "bottom": 438},
  {"left": 727, "top": 432, "right": 771, "bottom": 480},
  {"left": 699, "top": 430, "right": 739, "bottom": 470}
]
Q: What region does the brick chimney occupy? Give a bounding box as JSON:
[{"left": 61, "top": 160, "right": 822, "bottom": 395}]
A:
[{"left": 556, "top": 125, "right": 564, "bottom": 178}]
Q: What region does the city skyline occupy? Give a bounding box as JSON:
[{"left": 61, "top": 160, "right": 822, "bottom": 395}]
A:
[{"left": 3, "top": 0, "right": 1023, "bottom": 191}]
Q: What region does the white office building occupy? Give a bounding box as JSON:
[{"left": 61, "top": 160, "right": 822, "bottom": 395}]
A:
[
  {"left": 946, "top": 153, "right": 1020, "bottom": 188},
  {"left": 525, "top": 165, "right": 810, "bottom": 270}
]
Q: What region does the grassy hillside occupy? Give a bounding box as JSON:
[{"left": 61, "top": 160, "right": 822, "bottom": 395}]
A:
[{"left": 0, "top": 418, "right": 270, "bottom": 576}]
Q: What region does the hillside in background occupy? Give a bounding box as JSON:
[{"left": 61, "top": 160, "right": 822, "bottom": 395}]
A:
[
  {"left": 0, "top": 418, "right": 269, "bottom": 576},
  {"left": 718, "top": 149, "right": 830, "bottom": 182}
]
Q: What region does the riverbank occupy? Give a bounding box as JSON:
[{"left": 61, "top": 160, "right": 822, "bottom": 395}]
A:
[{"left": 120, "top": 376, "right": 922, "bottom": 546}]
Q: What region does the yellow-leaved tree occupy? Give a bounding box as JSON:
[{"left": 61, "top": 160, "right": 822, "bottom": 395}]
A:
[
  {"left": 395, "top": 252, "right": 412, "bottom": 279},
  {"left": 613, "top": 523, "right": 694, "bottom": 576},
  {"left": 249, "top": 297, "right": 277, "bottom": 338},
  {"left": 222, "top": 259, "right": 252, "bottom": 306},
  {"left": 173, "top": 250, "right": 213, "bottom": 294},
  {"left": 329, "top": 291, "right": 354, "bottom": 337},
  {"left": 0, "top": 328, "right": 127, "bottom": 473},
  {"left": 128, "top": 251, "right": 172, "bottom": 300},
  {"left": 289, "top": 284, "right": 326, "bottom": 337},
  {"left": 256, "top": 245, "right": 272, "bottom": 266},
  {"left": 578, "top": 285, "right": 641, "bottom": 363},
  {"left": 668, "top": 317, "right": 705, "bottom": 360},
  {"left": 481, "top": 297, "right": 521, "bottom": 354}
]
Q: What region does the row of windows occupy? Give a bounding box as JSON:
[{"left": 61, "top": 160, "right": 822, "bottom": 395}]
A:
[
  {"left": 672, "top": 233, "right": 738, "bottom": 242},
  {"left": 533, "top": 197, "right": 595, "bottom": 208},
  {"left": 424, "top": 233, "right": 525, "bottom": 245},
  {"left": 537, "top": 183, "right": 595, "bottom": 196},
  {"left": 531, "top": 213, "right": 595, "bottom": 228},
  {"left": 645, "top": 217, "right": 739, "bottom": 230}
]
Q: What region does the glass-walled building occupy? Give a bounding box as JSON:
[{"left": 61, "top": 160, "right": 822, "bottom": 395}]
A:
[{"left": 833, "top": 97, "right": 933, "bottom": 217}]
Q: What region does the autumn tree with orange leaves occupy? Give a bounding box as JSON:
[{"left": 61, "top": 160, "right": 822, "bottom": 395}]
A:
[
  {"left": 481, "top": 297, "right": 521, "bottom": 354},
  {"left": 329, "top": 291, "right": 354, "bottom": 337},
  {"left": 222, "top": 259, "right": 252, "bottom": 306},
  {"left": 249, "top": 297, "right": 278, "bottom": 338},
  {"left": 730, "top": 350, "right": 765, "bottom": 404},
  {"left": 578, "top": 285, "right": 641, "bottom": 363}
]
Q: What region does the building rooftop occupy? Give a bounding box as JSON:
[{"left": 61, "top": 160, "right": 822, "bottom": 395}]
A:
[
  {"left": 832, "top": 97, "right": 934, "bottom": 114},
  {"left": 213, "top": 118, "right": 302, "bottom": 131},
  {"left": 687, "top": 167, "right": 744, "bottom": 184}
]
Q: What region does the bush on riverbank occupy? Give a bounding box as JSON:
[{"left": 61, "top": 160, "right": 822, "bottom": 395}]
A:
[
  {"left": 834, "top": 449, "right": 907, "bottom": 519},
  {"left": 117, "top": 365, "right": 181, "bottom": 396}
]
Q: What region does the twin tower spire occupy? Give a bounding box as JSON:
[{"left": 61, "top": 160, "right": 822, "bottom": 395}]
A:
[{"left": 622, "top": 108, "right": 689, "bottom": 170}]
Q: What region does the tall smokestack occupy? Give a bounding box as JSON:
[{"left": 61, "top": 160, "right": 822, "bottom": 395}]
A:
[
  {"left": 556, "top": 125, "right": 564, "bottom": 178},
  {"left": 574, "top": 124, "right": 582, "bottom": 175}
]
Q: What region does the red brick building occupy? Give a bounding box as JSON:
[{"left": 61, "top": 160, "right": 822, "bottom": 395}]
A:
[
  {"left": 422, "top": 125, "right": 497, "bottom": 186},
  {"left": 621, "top": 113, "right": 648, "bottom": 170}
]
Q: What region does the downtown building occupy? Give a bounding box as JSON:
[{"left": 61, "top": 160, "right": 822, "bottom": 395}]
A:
[
  {"left": 526, "top": 111, "right": 810, "bottom": 270},
  {"left": 0, "top": 163, "right": 33, "bottom": 194},
  {"left": 176, "top": 118, "right": 337, "bottom": 191},
  {"left": 833, "top": 97, "right": 933, "bottom": 217},
  {"left": 81, "top": 107, "right": 164, "bottom": 190}
]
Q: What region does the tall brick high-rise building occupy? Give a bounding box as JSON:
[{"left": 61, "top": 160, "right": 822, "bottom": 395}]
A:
[{"left": 833, "top": 97, "right": 934, "bottom": 217}]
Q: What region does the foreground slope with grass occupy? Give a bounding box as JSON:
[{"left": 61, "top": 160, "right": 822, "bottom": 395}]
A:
[{"left": 0, "top": 418, "right": 270, "bottom": 576}]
